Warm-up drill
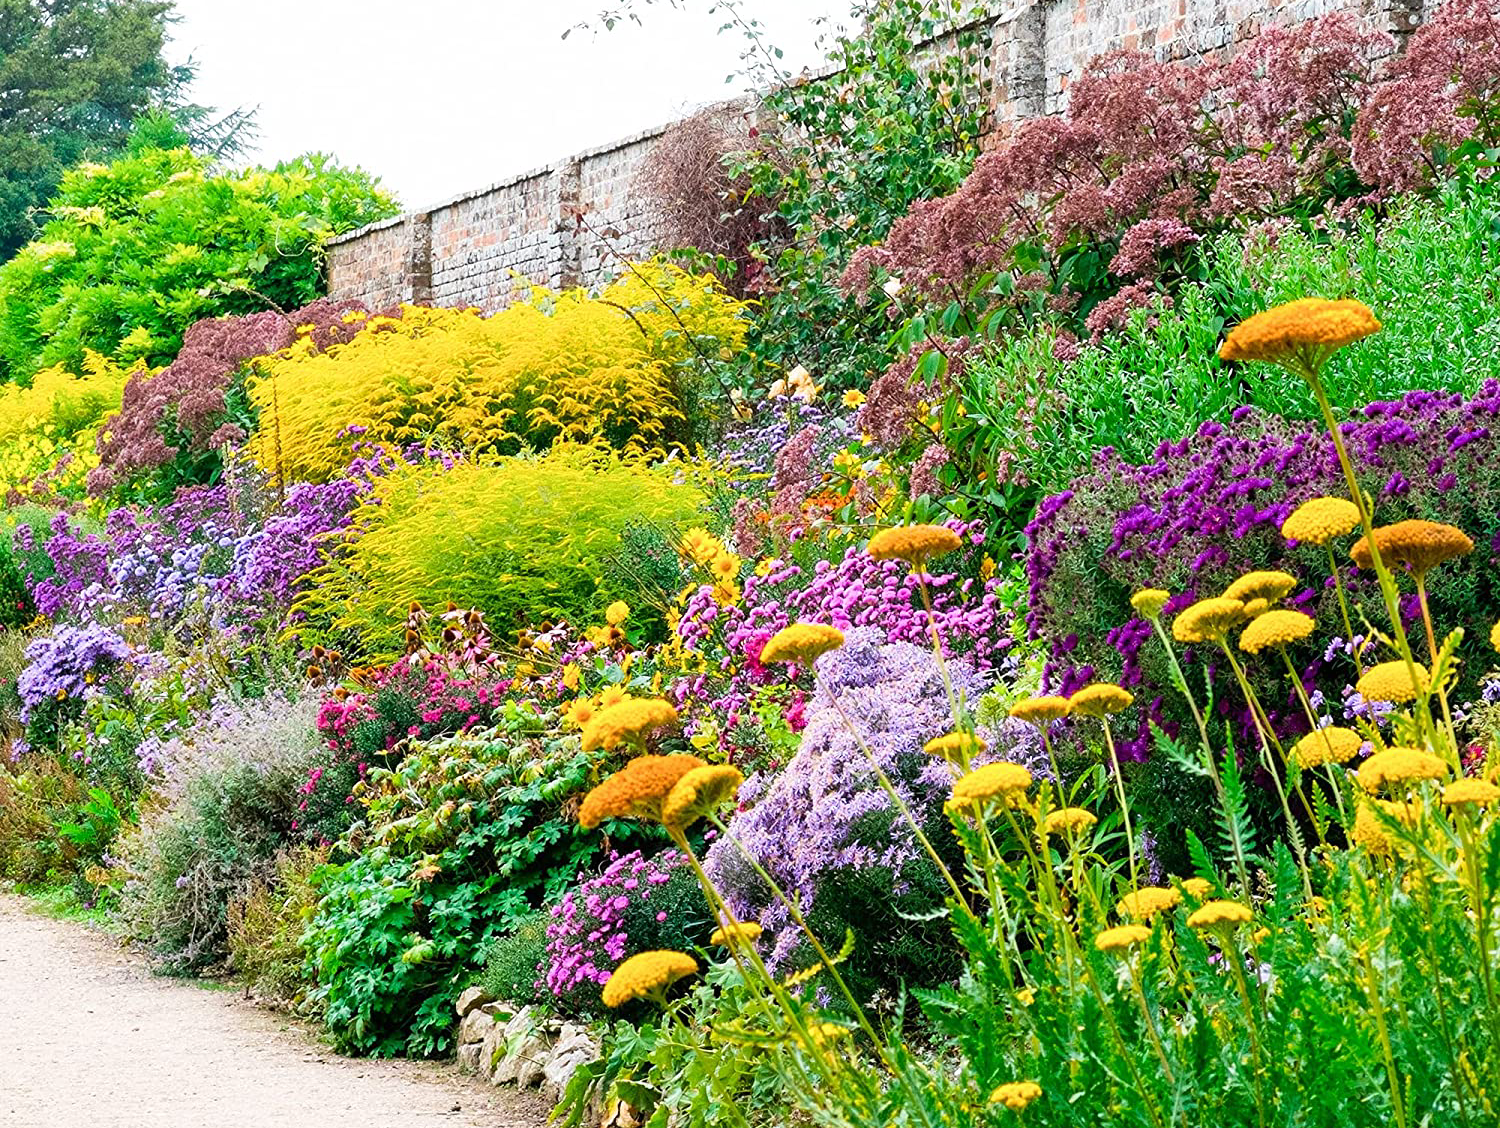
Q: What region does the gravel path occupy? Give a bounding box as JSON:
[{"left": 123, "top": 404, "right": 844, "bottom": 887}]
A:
[{"left": 0, "top": 895, "right": 548, "bottom": 1128}]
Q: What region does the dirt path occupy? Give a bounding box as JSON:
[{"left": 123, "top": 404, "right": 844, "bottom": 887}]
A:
[{"left": 0, "top": 895, "right": 549, "bottom": 1128}]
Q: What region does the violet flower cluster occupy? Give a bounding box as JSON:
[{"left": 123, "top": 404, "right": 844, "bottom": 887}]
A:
[
  {"left": 16, "top": 623, "right": 132, "bottom": 722},
  {"left": 1026, "top": 381, "right": 1500, "bottom": 757},
  {"left": 542, "top": 849, "right": 685, "bottom": 1003},
  {"left": 676, "top": 520, "right": 1011, "bottom": 726},
  {"left": 704, "top": 629, "right": 1042, "bottom": 972}
]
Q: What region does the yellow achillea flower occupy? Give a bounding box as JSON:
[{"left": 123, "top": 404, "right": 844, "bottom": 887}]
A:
[
  {"left": 1218, "top": 298, "right": 1381, "bottom": 367},
  {"left": 1353, "top": 798, "right": 1420, "bottom": 855},
  {"left": 1492, "top": 619, "right": 1500, "bottom": 652},
  {"left": 1069, "top": 683, "right": 1134, "bottom": 717},
  {"left": 661, "top": 764, "right": 745, "bottom": 832},
  {"left": 1117, "top": 887, "right": 1181, "bottom": 920},
  {"left": 1223, "top": 570, "right": 1297, "bottom": 604},
  {"left": 1094, "top": 924, "right": 1152, "bottom": 953},
  {"left": 989, "top": 1081, "right": 1042, "bottom": 1112},
  {"left": 601, "top": 950, "right": 699, "bottom": 1008},
  {"left": 605, "top": 600, "right": 630, "bottom": 626},
  {"left": 759, "top": 622, "right": 845, "bottom": 666},
  {"left": 1042, "top": 807, "right": 1097, "bottom": 836},
  {"left": 1350, "top": 520, "right": 1474, "bottom": 578},
  {"left": 1187, "top": 900, "right": 1254, "bottom": 929},
  {"left": 1131, "top": 589, "right": 1171, "bottom": 620},
  {"left": 578, "top": 753, "right": 705, "bottom": 828},
  {"left": 1242, "top": 597, "right": 1270, "bottom": 619},
  {"left": 867, "top": 523, "right": 963, "bottom": 566},
  {"left": 1172, "top": 597, "right": 1247, "bottom": 643},
  {"left": 709, "top": 921, "right": 763, "bottom": 947},
  {"left": 581, "top": 698, "right": 680, "bottom": 752},
  {"left": 1442, "top": 779, "right": 1500, "bottom": 807},
  {"left": 924, "top": 731, "right": 987, "bottom": 763},
  {"left": 1290, "top": 726, "right": 1363, "bottom": 768},
  {"left": 1238, "top": 609, "right": 1316, "bottom": 654},
  {"left": 1009, "top": 696, "right": 1073, "bottom": 725},
  {"left": 1356, "top": 661, "right": 1429, "bottom": 704},
  {"left": 1357, "top": 747, "right": 1449, "bottom": 791},
  {"left": 1180, "top": 877, "right": 1213, "bottom": 899},
  {"left": 951, "top": 762, "right": 1032, "bottom": 806},
  {"left": 1282, "top": 497, "right": 1360, "bottom": 545}
]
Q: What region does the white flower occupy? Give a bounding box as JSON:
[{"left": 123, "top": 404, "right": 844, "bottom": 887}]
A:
[{"left": 882, "top": 275, "right": 904, "bottom": 299}]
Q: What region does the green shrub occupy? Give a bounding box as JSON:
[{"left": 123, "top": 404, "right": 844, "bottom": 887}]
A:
[
  {"left": 0, "top": 131, "right": 396, "bottom": 383},
  {"left": 296, "top": 444, "right": 706, "bottom": 658},
  {"left": 956, "top": 180, "right": 1500, "bottom": 496},
  {"left": 117, "top": 694, "right": 325, "bottom": 973},
  {"left": 479, "top": 911, "right": 551, "bottom": 1006},
  {"left": 226, "top": 844, "right": 327, "bottom": 1006}
]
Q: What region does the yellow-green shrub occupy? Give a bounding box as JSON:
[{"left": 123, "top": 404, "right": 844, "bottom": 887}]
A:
[
  {"left": 0, "top": 353, "right": 131, "bottom": 501},
  {"left": 295, "top": 444, "right": 706, "bottom": 655},
  {"left": 248, "top": 263, "right": 746, "bottom": 484}
]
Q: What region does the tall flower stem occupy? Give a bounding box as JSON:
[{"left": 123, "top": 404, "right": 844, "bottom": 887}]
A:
[
  {"left": 1413, "top": 572, "right": 1461, "bottom": 767},
  {"left": 1325, "top": 543, "right": 1363, "bottom": 675},
  {"left": 1099, "top": 720, "right": 1140, "bottom": 888}
]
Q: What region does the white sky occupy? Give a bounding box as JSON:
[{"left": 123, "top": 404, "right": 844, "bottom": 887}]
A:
[{"left": 167, "top": 0, "right": 852, "bottom": 210}]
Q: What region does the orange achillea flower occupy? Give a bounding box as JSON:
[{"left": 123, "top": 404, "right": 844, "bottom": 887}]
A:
[
  {"left": 1349, "top": 519, "right": 1474, "bottom": 579},
  {"left": 661, "top": 764, "right": 745, "bottom": 832},
  {"left": 1281, "top": 497, "right": 1360, "bottom": 545},
  {"left": 1042, "top": 807, "right": 1097, "bottom": 836},
  {"left": 1352, "top": 798, "right": 1419, "bottom": 855},
  {"left": 1180, "top": 877, "right": 1213, "bottom": 899},
  {"left": 1442, "top": 778, "right": 1500, "bottom": 807},
  {"left": 709, "top": 922, "right": 763, "bottom": 947},
  {"left": 759, "top": 622, "right": 845, "bottom": 666},
  {"left": 578, "top": 753, "right": 705, "bottom": 828},
  {"left": 867, "top": 523, "right": 963, "bottom": 566},
  {"left": 581, "top": 698, "right": 678, "bottom": 751},
  {"left": 601, "top": 950, "right": 699, "bottom": 1007},
  {"left": 989, "top": 1082, "right": 1042, "bottom": 1112},
  {"left": 1218, "top": 298, "right": 1381, "bottom": 368}
]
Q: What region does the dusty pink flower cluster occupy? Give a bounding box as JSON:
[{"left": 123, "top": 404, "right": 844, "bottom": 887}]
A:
[{"left": 841, "top": 13, "right": 1404, "bottom": 307}]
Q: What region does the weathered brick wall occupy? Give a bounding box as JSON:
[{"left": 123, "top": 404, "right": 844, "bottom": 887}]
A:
[{"left": 325, "top": 0, "right": 1436, "bottom": 313}]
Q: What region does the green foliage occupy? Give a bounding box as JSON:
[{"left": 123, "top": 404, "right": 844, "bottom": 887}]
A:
[
  {"left": 726, "top": 0, "right": 994, "bottom": 388},
  {"left": 0, "top": 1, "right": 242, "bottom": 259},
  {"left": 226, "top": 844, "right": 327, "bottom": 1007},
  {"left": 0, "top": 132, "right": 396, "bottom": 382},
  {"left": 303, "top": 719, "right": 661, "bottom": 1057},
  {"left": 295, "top": 445, "right": 706, "bottom": 658},
  {"left": 956, "top": 179, "right": 1500, "bottom": 497}
]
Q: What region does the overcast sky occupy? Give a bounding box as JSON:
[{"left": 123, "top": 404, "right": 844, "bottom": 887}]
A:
[{"left": 167, "top": 0, "right": 851, "bottom": 210}]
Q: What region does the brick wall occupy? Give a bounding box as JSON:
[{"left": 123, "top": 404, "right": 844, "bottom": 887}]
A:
[{"left": 325, "top": 0, "right": 1437, "bottom": 313}]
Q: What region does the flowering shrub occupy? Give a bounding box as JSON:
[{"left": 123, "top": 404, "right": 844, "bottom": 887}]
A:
[
  {"left": 542, "top": 848, "right": 706, "bottom": 1014},
  {"left": 0, "top": 353, "right": 130, "bottom": 503},
  {"left": 844, "top": 13, "right": 1400, "bottom": 323},
  {"left": 116, "top": 694, "right": 327, "bottom": 973},
  {"left": 89, "top": 299, "right": 370, "bottom": 500},
  {"left": 705, "top": 628, "right": 1038, "bottom": 992},
  {"left": 0, "top": 138, "right": 396, "bottom": 383},
  {"left": 246, "top": 264, "right": 747, "bottom": 484},
  {"left": 16, "top": 623, "right": 131, "bottom": 750},
  {"left": 676, "top": 522, "right": 1009, "bottom": 727},
  {"left": 295, "top": 445, "right": 706, "bottom": 657}
]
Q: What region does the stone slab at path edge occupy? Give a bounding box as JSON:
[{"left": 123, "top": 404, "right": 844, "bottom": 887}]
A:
[{"left": 0, "top": 895, "right": 548, "bottom": 1128}]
